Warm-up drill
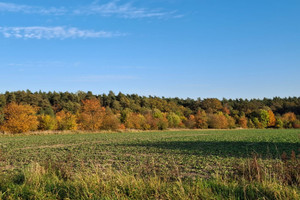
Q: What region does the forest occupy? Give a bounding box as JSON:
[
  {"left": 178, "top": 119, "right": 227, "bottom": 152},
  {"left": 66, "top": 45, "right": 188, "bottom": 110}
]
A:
[{"left": 0, "top": 90, "right": 299, "bottom": 133}]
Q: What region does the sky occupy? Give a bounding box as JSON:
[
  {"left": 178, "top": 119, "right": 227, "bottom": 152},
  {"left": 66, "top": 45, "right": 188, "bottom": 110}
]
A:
[{"left": 0, "top": 0, "right": 299, "bottom": 99}]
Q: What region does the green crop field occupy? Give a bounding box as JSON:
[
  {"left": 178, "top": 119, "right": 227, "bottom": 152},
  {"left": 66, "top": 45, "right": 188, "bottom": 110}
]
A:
[{"left": 0, "top": 129, "right": 299, "bottom": 199}]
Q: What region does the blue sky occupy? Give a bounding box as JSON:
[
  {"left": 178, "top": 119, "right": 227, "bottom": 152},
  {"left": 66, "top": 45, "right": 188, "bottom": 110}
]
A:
[{"left": 0, "top": 0, "right": 299, "bottom": 99}]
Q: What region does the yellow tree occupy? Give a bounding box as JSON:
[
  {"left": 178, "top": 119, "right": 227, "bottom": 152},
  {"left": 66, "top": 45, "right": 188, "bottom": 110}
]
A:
[
  {"left": 267, "top": 110, "right": 276, "bottom": 127},
  {"left": 78, "top": 99, "right": 105, "bottom": 130},
  {"left": 1, "top": 103, "right": 38, "bottom": 133},
  {"left": 56, "top": 110, "right": 77, "bottom": 130},
  {"left": 208, "top": 113, "right": 228, "bottom": 129},
  {"left": 38, "top": 114, "right": 57, "bottom": 130},
  {"left": 125, "top": 113, "right": 148, "bottom": 130}
]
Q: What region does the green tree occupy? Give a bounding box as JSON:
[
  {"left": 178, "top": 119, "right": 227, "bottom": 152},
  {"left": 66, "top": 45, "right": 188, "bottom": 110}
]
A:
[
  {"left": 258, "top": 109, "right": 270, "bottom": 128},
  {"left": 167, "top": 112, "right": 182, "bottom": 128}
]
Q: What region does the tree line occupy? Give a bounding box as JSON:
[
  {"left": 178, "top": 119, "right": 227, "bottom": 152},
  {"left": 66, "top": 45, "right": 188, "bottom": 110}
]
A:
[{"left": 0, "top": 90, "right": 299, "bottom": 133}]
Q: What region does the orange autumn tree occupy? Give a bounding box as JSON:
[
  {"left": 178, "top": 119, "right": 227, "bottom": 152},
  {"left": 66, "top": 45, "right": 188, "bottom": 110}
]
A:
[
  {"left": 194, "top": 110, "right": 208, "bottom": 129},
  {"left": 1, "top": 103, "right": 38, "bottom": 133},
  {"left": 125, "top": 113, "right": 147, "bottom": 130},
  {"left": 267, "top": 110, "right": 276, "bottom": 127},
  {"left": 282, "top": 112, "right": 297, "bottom": 122},
  {"left": 238, "top": 116, "right": 248, "bottom": 128},
  {"left": 184, "top": 114, "right": 196, "bottom": 129},
  {"left": 208, "top": 112, "right": 229, "bottom": 129},
  {"left": 78, "top": 99, "right": 105, "bottom": 130},
  {"left": 281, "top": 112, "right": 297, "bottom": 128}
]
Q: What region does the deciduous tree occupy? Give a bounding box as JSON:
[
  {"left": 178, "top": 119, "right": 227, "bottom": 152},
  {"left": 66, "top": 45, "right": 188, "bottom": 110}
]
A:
[
  {"left": 38, "top": 114, "right": 57, "bottom": 130},
  {"left": 1, "top": 103, "right": 38, "bottom": 133},
  {"left": 208, "top": 113, "right": 228, "bottom": 129},
  {"left": 102, "top": 109, "right": 120, "bottom": 130},
  {"left": 56, "top": 110, "right": 77, "bottom": 130},
  {"left": 167, "top": 112, "right": 182, "bottom": 128},
  {"left": 78, "top": 99, "right": 105, "bottom": 130},
  {"left": 194, "top": 110, "right": 208, "bottom": 129},
  {"left": 238, "top": 116, "right": 248, "bottom": 128},
  {"left": 267, "top": 110, "right": 276, "bottom": 127}
]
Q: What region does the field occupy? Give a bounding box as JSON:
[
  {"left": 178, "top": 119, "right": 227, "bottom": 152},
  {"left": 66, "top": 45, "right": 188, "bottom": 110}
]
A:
[{"left": 0, "top": 129, "right": 299, "bottom": 199}]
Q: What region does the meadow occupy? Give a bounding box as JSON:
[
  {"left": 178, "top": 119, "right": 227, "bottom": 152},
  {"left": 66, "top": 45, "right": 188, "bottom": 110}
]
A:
[{"left": 0, "top": 129, "right": 299, "bottom": 199}]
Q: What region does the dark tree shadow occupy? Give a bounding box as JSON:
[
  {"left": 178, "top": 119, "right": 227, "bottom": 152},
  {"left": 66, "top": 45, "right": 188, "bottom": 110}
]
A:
[{"left": 122, "top": 141, "right": 300, "bottom": 159}]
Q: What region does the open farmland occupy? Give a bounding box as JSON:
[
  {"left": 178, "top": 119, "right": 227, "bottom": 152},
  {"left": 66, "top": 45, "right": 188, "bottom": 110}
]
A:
[{"left": 0, "top": 129, "right": 299, "bottom": 199}]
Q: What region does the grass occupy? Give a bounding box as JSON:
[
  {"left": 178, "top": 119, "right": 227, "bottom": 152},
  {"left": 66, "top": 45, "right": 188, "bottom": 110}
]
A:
[{"left": 0, "top": 129, "right": 299, "bottom": 199}]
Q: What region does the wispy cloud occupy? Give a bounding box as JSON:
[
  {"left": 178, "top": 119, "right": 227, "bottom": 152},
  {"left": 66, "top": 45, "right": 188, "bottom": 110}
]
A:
[
  {"left": 0, "top": 26, "right": 124, "bottom": 39},
  {"left": 74, "top": 1, "right": 176, "bottom": 19},
  {"left": 0, "top": 2, "right": 66, "bottom": 15},
  {"left": 0, "top": 1, "right": 179, "bottom": 19}
]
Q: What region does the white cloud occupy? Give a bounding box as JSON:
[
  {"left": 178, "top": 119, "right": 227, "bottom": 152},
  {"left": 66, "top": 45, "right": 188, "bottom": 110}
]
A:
[
  {"left": 74, "top": 1, "right": 175, "bottom": 18},
  {"left": 0, "top": 2, "right": 66, "bottom": 15},
  {"left": 0, "top": 1, "right": 178, "bottom": 19},
  {"left": 0, "top": 26, "right": 124, "bottom": 39}
]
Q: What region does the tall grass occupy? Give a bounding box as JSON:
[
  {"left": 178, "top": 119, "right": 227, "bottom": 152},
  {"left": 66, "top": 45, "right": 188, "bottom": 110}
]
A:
[{"left": 0, "top": 155, "right": 299, "bottom": 200}]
